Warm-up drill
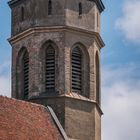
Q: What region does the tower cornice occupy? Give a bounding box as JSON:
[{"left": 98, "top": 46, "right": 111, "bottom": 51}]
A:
[{"left": 8, "top": 26, "right": 105, "bottom": 49}]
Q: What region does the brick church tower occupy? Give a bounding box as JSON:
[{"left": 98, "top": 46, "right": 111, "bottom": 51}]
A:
[{"left": 8, "top": 0, "right": 105, "bottom": 139}]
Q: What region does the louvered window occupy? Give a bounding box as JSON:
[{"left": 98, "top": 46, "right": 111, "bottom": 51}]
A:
[
  {"left": 72, "top": 47, "right": 82, "bottom": 94},
  {"left": 23, "top": 51, "right": 29, "bottom": 98},
  {"left": 45, "top": 46, "right": 55, "bottom": 91},
  {"left": 48, "top": 0, "right": 52, "bottom": 15}
]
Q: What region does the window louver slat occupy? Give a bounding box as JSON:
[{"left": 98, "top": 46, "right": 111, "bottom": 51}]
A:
[{"left": 45, "top": 46, "right": 55, "bottom": 91}]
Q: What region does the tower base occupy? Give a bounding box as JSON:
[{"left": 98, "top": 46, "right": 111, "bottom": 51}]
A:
[{"left": 29, "top": 93, "right": 102, "bottom": 140}]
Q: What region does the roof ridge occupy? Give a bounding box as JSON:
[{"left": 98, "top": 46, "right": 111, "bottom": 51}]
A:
[{"left": 0, "top": 95, "right": 47, "bottom": 109}]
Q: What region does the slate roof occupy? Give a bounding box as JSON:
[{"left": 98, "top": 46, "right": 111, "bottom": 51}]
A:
[{"left": 0, "top": 96, "right": 68, "bottom": 140}]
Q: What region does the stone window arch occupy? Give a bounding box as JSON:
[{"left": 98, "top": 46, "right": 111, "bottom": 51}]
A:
[
  {"left": 71, "top": 43, "right": 90, "bottom": 97},
  {"left": 16, "top": 47, "right": 29, "bottom": 99},
  {"left": 95, "top": 52, "right": 100, "bottom": 105},
  {"left": 40, "top": 40, "right": 58, "bottom": 94}
]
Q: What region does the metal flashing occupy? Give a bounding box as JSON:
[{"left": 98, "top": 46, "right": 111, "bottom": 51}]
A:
[{"left": 47, "top": 106, "right": 69, "bottom": 140}]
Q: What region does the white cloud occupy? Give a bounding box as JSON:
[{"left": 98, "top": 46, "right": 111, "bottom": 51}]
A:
[
  {"left": 0, "top": 61, "right": 11, "bottom": 97},
  {"left": 102, "top": 64, "right": 140, "bottom": 140},
  {"left": 116, "top": 0, "right": 140, "bottom": 44}
]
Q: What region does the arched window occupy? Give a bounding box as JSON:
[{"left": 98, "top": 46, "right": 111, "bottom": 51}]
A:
[
  {"left": 45, "top": 45, "right": 55, "bottom": 91},
  {"left": 72, "top": 47, "right": 82, "bottom": 94},
  {"left": 79, "top": 2, "right": 82, "bottom": 16},
  {"left": 23, "top": 50, "right": 29, "bottom": 99},
  {"left": 48, "top": 0, "right": 52, "bottom": 15},
  {"left": 95, "top": 53, "right": 100, "bottom": 104},
  {"left": 21, "top": 7, "right": 25, "bottom": 21},
  {"left": 16, "top": 47, "right": 29, "bottom": 99}
]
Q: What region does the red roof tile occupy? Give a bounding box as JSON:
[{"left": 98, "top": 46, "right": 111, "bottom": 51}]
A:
[{"left": 0, "top": 96, "right": 64, "bottom": 140}]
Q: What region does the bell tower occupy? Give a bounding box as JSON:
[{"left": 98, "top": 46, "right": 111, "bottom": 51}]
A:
[{"left": 8, "top": 0, "right": 105, "bottom": 140}]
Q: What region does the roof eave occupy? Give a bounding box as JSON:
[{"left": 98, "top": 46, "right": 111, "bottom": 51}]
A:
[
  {"left": 92, "top": 0, "right": 105, "bottom": 13},
  {"left": 8, "top": 0, "right": 21, "bottom": 8}
]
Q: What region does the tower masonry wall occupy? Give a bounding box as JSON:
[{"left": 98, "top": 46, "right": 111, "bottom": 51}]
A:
[
  {"left": 29, "top": 96, "right": 101, "bottom": 140},
  {"left": 9, "top": 26, "right": 103, "bottom": 140},
  {"left": 10, "top": 29, "right": 101, "bottom": 101},
  {"left": 10, "top": 0, "right": 100, "bottom": 36},
  {"left": 9, "top": 0, "right": 104, "bottom": 139},
  {"left": 11, "top": 30, "right": 65, "bottom": 98}
]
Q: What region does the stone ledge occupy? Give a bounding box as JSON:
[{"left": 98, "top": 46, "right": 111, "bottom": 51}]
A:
[
  {"left": 8, "top": 26, "right": 105, "bottom": 48},
  {"left": 29, "top": 93, "right": 103, "bottom": 115}
]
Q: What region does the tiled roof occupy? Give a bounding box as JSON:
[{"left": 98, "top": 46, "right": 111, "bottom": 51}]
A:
[{"left": 0, "top": 96, "right": 65, "bottom": 140}]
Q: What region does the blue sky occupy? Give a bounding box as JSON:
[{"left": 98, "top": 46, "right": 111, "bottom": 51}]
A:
[{"left": 0, "top": 0, "right": 140, "bottom": 140}]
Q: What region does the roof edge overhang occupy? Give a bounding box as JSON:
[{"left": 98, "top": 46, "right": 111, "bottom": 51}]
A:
[
  {"left": 8, "top": 26, "right": 105, "bottom": 49},
  {"left": 91, "top": 0, "right": 105, "bottom": 13},
  {"left": 8, "top": 0, "right": 22, "bottom": 8}
]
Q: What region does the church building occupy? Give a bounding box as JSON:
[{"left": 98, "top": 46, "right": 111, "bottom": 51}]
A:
[{"left": 8, "top": 0, "right": 105, "bottom": 139}]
